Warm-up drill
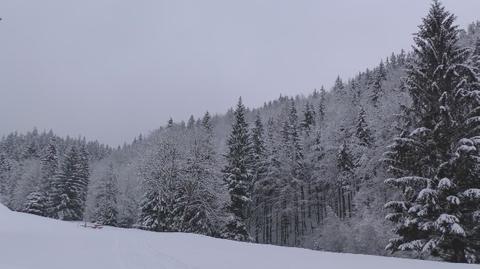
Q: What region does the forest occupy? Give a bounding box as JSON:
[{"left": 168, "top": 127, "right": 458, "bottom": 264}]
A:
[{"left": 1, "top": 1, "right": 479, "bottom": 264}]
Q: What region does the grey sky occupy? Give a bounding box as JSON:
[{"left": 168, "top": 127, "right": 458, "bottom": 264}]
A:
[{"left": 1, "top": 0, "right": 479, "bottom": 146}]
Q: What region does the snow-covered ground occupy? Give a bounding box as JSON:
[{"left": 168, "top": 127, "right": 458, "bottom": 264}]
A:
[{"left": 0, "top": 204, "right": 476, "bottom": 269}]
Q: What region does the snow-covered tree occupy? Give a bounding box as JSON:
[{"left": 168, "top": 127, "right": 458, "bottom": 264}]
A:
[
  {"left": 40, "top": 139, "right": 58, "bottom": 217},
  {"left": 222, "top": 98, "right": 253, "bottom": 241},
  {"left": 77, "top": 146, "right": 90, "bottom": 215},
  {"left": 301, "top": 102, "right": 316, "bottom": 132},
  {"left": 174, "top": 112, "right": 222, "bottom": 235},
  {"left": 250, "top": 114, "right": 269, "bottom": 241},
  {"left": 384, "top": 0, "right": 480, "bottom": 263},
  {"left": 317, "top": 86, "right": 326, "bottom": 125},
  {"left": 23, "top": 191, "right": 47, "bottom": 216},
  {"left": 138, "top": 130, "right": 183, "bottom": 232},
  {"left": 336, "top": 141, "right": 356, "bottom": 219},
  {"left": 93, "top": 163, "right": 119, "bottom": 226},
  {"left": 370, "top": 61, "right": 386, "bottom": 107},
  {"left": 50, "top": 146, "right": 89, "bottom": 221},
  {"left": 0, "top": 153, "right": 12, "bottom": 205},
  {"left": 355, "top": 107, "right": 373, "bottom": 147}
]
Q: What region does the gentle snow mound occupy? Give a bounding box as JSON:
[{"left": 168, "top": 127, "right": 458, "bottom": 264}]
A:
[{"left": 0, "top": 203, "right": 476, "bottom": 269}]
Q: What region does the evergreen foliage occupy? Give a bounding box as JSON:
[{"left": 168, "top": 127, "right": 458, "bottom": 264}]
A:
[
  {"left": 384, "top": 0, "right": 480, "bottom": 263},
  {"left": 23, "top": 191, "right": 47, "bottom": 216},
  {"left": 50, "top": 146, "right": 90, "bottom": 221},
  {"left": 222, "top": 98, "right": 253, "bottom": 241},
  {"left": 93, "top": 163, "right": 118, "bottom": 226}
]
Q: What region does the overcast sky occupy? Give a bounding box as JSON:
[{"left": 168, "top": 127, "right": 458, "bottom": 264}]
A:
[{"left": 1, "top": 0, "right": 480, "bottom": 146}]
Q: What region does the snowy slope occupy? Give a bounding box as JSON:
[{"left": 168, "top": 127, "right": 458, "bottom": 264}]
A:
[{"left": 0, "top": 204, "right": 476, "bottom": 269}]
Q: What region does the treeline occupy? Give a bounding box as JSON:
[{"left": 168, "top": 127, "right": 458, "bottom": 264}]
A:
[
  {"left": 0, "top": 130, "right": 110, "bottom": 219},
  {"left": 0, "top": 0, "right": 479, "bottom": 264}
]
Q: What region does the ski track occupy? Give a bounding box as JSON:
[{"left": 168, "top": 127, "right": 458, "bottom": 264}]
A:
[{"left": 109, "top": 227, "right": 194, "bottom": 269}]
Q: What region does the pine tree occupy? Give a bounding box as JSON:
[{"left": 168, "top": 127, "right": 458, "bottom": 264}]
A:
[
  {"left": 167, "top": 118, "right": 174, "bottom": 128},
  {"left": 279, "top": 100, "right": 305, "bottom": 245},
  {"left": 23, "top": 191, "right": 47, "bottom": 216},
  {"left": 93, "top": 163, "right": 118, "bottom": 226},
  {"left": 355, "top": 107, "right": 373, "bottom": 147},
  {"left": 301, "top": 102, "right": 316, "bottom": 132},
  {"left": 0, "top": 153, "right": 11, "bottom": 203},
  {"left": 333, "top": 76, "right": 346, "bottom": 102},
  {"left": 187, "top": 115, "right": 195, "bottom": 130},
  {"left": 370, "top": 62, "right": 386, "bottom": 107},
  {"left": 201, "top": 111, "right": 213, "bottom": 133},
  {"left": 50, "top": 146, "right": 88, "bottom": 221},
  {"left": 250, "top": 114, "right": 268, "bottom": 242},
  {"left": 222, "top": 98, "right": 253, "bottom": 241},
  {"left": 351, "top": 79, "right": 361, "bottom": 107},
  {"left": 390, "top": 52, "right": 398, "bottom": 67},
  {"left": 41, "top": 139, "right": 58, "bottom": 217},
  {"left": 138, "top": 186, "right": 162, "bottom": 231},
  {"left": 77, "top": 145, "right": 90, "bottom": 215},
  {"left": 282, "top": 101, "right": 303, "bottom": 173},
  {"left": 317, "top": 86, "right": 327, "bottom": 125},
  {"left": 258, "top": 117, "right": 282, "bottom": 244},
  {"left": 336, "top": 141, "right": 355, "bottom": 219},
  {"left": 251, "top": 115, "right": 267, "bottom": 185},
  {"left": 384, "top": 0, "right": 480, "bottom": 263},
  {"left": 22, "top": 141, "right": 39, "bottom": 159}
]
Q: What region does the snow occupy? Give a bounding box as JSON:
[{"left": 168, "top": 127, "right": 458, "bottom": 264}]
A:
[
  {"left": 435, "top": 214, "right": 466, "bottom": 236},
  {"left": 417, "top": 188, "right": 438, "bottom": 203},
  {"left": 463, "top": 188, "right": 480, "bottom": 199},
  {"left": 0, "top": 204, "right": 476, "bottom": 269},
  {"left": 409, "top": 127, "right": 431, "bottom": 137},
  {"left": 438, "top": 178, "right": 453, "bottom": 190},
  {"left": 447, "top": 195, "right": 460, "bottom": 205}
]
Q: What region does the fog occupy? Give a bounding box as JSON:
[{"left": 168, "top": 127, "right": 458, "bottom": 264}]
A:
[{"left": 1, "top": 0, "right": 479, "bottom": 146}]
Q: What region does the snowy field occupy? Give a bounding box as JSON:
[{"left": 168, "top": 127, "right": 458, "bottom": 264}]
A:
[{"left": 0, "top": 204, "right": 476, "bottom": 269}]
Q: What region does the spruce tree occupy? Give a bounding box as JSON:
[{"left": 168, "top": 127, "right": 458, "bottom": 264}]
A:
[
  {"left": 138, "top": 186, "right": 162, "bottom": 231},
  {"left": 259, "top": 117, "right": 282, "bottom": 244},
  {"left": 50, "top": 146, "right": 89, "bottom": 221},
  {"left": 332, "top": 76, "right": 346, "bottom": 103},
  {"left": 384, "top": 0, "right": 480, "bottom": 263},
  {"left": 250, "top": 114, "right": 268, "bottom": 241},
  {"left": 390, "top": 52, "right": 398, "bottom": 67},
  {"left": 77, "top": 145, "right": 90, "bottom": 215},
  {"left": 251, "top": 114, "right": 267, "bottom": 186},
  {"left": 370, "top": 62, "right": 386, "bottom": 107},
  {"left": 23, "top": 191, "right": 47, "bottom": 216},
  {"left": 167, "top": 118, "right": 174, "bottom": 128},
  {"left": 336, "top": 141, "right": 355, "bottom": 219},
  {"left": 0, "top": 153, "right": 11, "bottom": 203},
  {"left": 282, "top": 100, "right": 303, "bottom": 172},
  {"left": 41, "top": 139, "right": 58, "bottom": 217},
  {"left": 301, "top": 102, "right": 316, "bottom": 132},
  {"left": 279, "top": 100, "right": 305, "bottom": 245},
  {"left": 187, "top": 115, "right": 195, "bottom": 130},
  {"left": 201, "top": 111, "right": 213, "bottom": 133},
  {"left": 94, "top": 163, "right": 118, "bottom": 226},
  {"left": 355, "top": 107, "right": 373, "bottom": 147},
  {"left": 317, "top": 86, "right": 327, "bottom": 125},
  {"left": 222, "top": 98, "right": 253, "bottom": 241}
]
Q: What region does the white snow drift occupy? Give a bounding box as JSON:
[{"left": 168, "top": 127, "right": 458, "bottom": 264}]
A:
[{"left": 0, "top": 204, "right": 476, "bottom": 269}]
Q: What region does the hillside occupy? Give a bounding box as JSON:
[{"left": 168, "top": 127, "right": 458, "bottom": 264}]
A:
[{"left": 0, "top": 203, "right": 476, "bottom": 269}]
